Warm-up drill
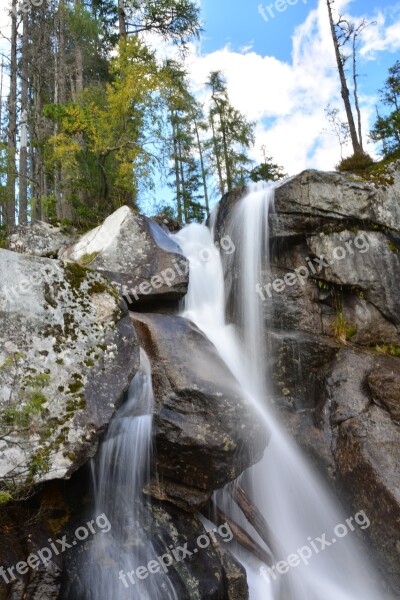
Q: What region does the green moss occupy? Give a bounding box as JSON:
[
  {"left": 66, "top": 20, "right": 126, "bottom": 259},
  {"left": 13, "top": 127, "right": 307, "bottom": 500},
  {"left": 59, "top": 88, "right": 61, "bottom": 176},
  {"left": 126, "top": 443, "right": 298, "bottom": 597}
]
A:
[
  {"left": 78, "top": 251, "right": 99, "bottom": 266},
  {"left": 63, "top": 262, "right": 88, "bottom": 291},
  {"left": 28, "top": 447, "right": 51, "bottom": 479},
  {"left": 346, "top": 326, "right": 357, "bottom": 340},
  {"left": 337, "top": 152, "right": 374, "bottom": 174},
  {"left": 68, "top": 380, "right": 84, "bottom": 394},
  {"left": 388, "top": 240, "right": 399, "bottom": 253},
  {"left": 373, "top": 344, "right": 400, "bottom": 357},
  {"left": 0, "top": 491, "right": 12, "bottom": 505}
]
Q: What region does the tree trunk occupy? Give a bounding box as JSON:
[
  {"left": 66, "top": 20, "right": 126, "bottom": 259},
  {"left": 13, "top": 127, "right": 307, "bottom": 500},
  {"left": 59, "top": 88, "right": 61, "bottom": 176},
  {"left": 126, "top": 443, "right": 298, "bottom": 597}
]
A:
[
  {"left": 194, "top": 120, "right": 210, "bottom": 217},
  {"left": 326, "top": 0, "right": 362, "bottom": 155},
  {"left": 6, "top": 0, "right": 18, "bottom": 228},
  {"left": 118, "top": 0, "right": 127, "bottom": 39},
  {"left": 172, "top": 115, "right": 183, "bottom": 222},
  {"left": 210, "top": 113, "right": 224, "bottom": 196},
  {"left": 74, "top": 0, "right": 84, "bottom": 97},
  {"left": 19, "top": 10, "right": 29, "bottom": 224},
  {"left": 352, "top": 33, "right": 363, "bottom": 151}
]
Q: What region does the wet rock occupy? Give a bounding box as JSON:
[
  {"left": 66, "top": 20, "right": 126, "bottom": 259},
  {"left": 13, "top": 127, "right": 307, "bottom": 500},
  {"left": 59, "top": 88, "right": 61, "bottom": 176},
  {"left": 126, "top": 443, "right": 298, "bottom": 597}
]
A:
[
  {"left": 307, "top": 230, "right": 400, "bottom": 326},
  {"left": 368, "top": 358, "right": 400, "bottom": 422},
  {"left": 7, "top": 222, "right": 74, "bottom": 258},
  {"left": 0, "top": 249, "right": 138, "bottom": 496},
  {"left": 335, "top": 405, "right": 400, "bottom": 594},
  {"left": 132, "top": 313, "right": 268, "bottom": 508},
  {"left": 60, "top": 206, "right": 189, "bottom": 309}
]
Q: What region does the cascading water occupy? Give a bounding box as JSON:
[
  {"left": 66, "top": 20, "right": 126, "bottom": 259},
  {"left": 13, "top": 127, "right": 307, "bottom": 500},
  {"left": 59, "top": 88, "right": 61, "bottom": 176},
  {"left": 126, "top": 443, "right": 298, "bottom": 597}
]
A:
[
  {"left": 174, "top": 183, "right": 383, "bottom": 600},
  {"left": 81, "top": 348, "right": 178, "bottom": 600}
]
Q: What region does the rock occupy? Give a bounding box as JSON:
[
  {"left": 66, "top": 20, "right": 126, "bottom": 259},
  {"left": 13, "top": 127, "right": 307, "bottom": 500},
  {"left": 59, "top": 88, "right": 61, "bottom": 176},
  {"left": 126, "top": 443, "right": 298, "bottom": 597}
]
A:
[
  {"left": 7, "top": 222, "right": 74, "bottom": 258},
  {"left": 214, "top": 545, "right": 249, "bottom": 600},
  {"left": 273, "top": 167, "right": 400, "bottom": 235},
  {"left": 132, "top": 313, "right": 268, "bottom": 508},
  {"left": 335, "top": 405, "right": 400, "bottom": 594},
  {"left": 60, "top": 497, "right": 240, "bottom": 600},
  {"left": 327, "top": 349, "right": 374, "bottom": 425},
  {"left": 60, "top": 206, "right": 189, "bottom": 309},
  {"left": 0, "top": 249, "right": 138, "bottom": 496},
  {"left": 368, "top": 358, "right": 400, "bottom": 422},
  {"left": 307, "top": 230, "right": 400, "bottom": 326}
]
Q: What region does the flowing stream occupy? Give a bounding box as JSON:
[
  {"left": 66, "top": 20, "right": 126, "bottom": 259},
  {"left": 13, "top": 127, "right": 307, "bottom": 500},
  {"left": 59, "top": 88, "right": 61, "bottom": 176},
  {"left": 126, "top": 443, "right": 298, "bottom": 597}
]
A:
[
  {"left": 174, "top": 183, "right": 382, "bottom": 600},
  {"left": 83, "top": 348, "right": 178, "bottom": 600}
]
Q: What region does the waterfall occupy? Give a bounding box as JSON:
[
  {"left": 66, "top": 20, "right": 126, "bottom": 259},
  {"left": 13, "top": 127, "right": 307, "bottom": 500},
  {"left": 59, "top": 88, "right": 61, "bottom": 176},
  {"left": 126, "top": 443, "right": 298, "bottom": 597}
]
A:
[
  {"left": 81, "top": 348, "right": 178, "bottom": 600},
  {"left": 174, "top": 183, "right": 382, "bottom": 600}
]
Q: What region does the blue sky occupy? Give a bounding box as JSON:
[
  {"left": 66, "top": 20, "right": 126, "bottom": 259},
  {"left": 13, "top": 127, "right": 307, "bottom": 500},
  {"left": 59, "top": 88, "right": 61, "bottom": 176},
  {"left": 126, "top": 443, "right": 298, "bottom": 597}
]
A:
[
  {"left": 0, "top": 0, "right": 399, "bottom": 213},
  {"left": 179, "top": 0, "right": 400, "bottom": 182}
]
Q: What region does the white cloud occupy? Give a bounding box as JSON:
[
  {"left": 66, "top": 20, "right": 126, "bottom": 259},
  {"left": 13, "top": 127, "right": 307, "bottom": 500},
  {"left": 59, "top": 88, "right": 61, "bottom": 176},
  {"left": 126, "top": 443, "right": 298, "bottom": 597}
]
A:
[{"left": 183, "top": 0, "right": 397, "bottom": 175}]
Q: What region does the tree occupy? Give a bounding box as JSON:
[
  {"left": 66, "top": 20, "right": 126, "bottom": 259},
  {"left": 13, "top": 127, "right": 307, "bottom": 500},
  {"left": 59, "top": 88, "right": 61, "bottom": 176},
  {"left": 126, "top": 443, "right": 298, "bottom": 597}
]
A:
[
  {"left": 121, "top": 0, "right": 201, "bottom": 45},
  {"left": 163, "top": 60, "right": 206, "bottom": 223},
  {"left": 249, "top": 146, "right": 286, "bottom": 183},
  {"left": 324, "top": 104, "right": 350, "bottom": 159},
  {"left": 370, "top": 61, "right": 400, "bottom": 158},
  {"left": 207, "top": 71, "right": 255, "bottom": 195},
  {"left": 6, "top": 0, "right": 18, "bottom": 227},
  {"left": 326, "top": 0, "right": 362, "bottom": 155},
  {"left": 44, "top": 37, "right": 164, "bottom": 225}
]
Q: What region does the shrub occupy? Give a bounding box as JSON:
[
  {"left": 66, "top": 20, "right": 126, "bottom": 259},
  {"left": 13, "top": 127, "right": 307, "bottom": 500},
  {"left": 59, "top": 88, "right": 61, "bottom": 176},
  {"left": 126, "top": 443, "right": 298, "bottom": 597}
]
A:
[{"left": 337, "top": 151, "right": 374, "bottom": 174}]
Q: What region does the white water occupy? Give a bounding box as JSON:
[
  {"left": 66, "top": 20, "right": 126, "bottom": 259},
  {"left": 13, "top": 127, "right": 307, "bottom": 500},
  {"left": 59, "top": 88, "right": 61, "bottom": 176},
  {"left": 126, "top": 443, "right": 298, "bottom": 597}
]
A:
[
  {"left": 174, "top": 183, "right": 382, "bottom": 600},
  {"left": 83, "top": 349, "right": 178, "bottom": 600}
]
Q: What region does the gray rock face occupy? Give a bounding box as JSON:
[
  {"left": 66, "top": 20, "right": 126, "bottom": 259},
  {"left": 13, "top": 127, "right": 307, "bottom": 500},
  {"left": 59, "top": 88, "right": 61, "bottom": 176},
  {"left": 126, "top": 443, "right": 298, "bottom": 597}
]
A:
[
  {"left": 60, "top": 206, "right": 189, "bottom": 308},
  {"left": 273, "top": 165, "right": 400, "bottom": 236},
  {"left": 132, "top": 313, "right": 268, "bottom": 509},
  {"left": 7, "top": 221, "right": 74, "bottom": 258},
  {"left": 307, "top": 230, "right": 400, "bottom": 326},
  {"left": 0, "top": 249, "right": 138, "bottom": 495},
  {"left": 215, "top": 162, "right": 400, "bottom": 594}
]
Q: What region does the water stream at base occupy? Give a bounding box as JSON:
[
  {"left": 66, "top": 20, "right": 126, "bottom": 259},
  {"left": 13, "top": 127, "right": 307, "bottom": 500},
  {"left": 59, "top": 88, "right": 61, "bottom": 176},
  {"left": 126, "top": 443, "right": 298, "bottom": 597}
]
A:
[
  {"left": 83, "top": 348, "right": 178, "bottom": 600},
  {"left": 174, "top": 183, "right": 382, "bottom": 600}
]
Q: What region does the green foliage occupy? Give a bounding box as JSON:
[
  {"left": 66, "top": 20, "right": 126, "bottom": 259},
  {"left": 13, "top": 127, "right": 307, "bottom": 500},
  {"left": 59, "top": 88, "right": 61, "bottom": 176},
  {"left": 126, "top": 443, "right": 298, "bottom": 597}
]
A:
[
  {"left": 43, "top": 37, "right": 164, "bottom": 227},
  {"left": 0, "top": 491, "right": 12, "bottom": 505},
  {"left": 374, "top": 344, "right": 400, "bottom": 357},
  {"left": 249, "top": 145, "right": 286, "bottom": 182},
  {"left": 337, "top": 151, "right": 374, "bottom": 174},
  {"left": 371, "top": 61, "right": 400, "bottom": 158},
  {"left": 79, "top": 251, "right": 99, "bottom": 266}
]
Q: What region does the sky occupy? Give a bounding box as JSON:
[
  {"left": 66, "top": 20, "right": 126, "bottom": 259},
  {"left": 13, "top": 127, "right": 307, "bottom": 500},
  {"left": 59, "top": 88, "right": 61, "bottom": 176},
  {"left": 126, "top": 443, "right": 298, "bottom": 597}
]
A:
[
  {"left": 184, "top": 0, "right": 400, "bottom": 176},
  {"left": 0, "top": 0, "right": 399, "bottom": 212}
]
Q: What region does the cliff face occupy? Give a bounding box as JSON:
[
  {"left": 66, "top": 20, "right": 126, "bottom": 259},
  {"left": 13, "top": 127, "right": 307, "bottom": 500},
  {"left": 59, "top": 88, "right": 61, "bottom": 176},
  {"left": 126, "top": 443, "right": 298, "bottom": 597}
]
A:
[
  {"left": 215, "top": 161, "right": 400, "bottom": 595},
  {"left": 1, "top": 162, "right": 399, "bottom": 599}
]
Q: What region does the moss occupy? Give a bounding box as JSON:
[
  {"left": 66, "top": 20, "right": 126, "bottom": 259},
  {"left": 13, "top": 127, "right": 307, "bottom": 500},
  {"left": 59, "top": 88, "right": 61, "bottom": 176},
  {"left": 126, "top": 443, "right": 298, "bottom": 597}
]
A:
[
  {"left": 84, "top": 359, "right": 95, "bottom": 367},
  {"left": 346, "top": 326, "right": 357, "bottom": 340},
  {"left": 0, "top": 491, "right": 12, "bottom": 505},
  {"left": 63, "top": 262, "right": 88, "bottom": 291},
  {"left": 68, "top": 380, "right": 84, "bottom": 394},
  {"left": 373, "top": 344, "right": 400, "bottom": 357},
  {"left": 78, "top": 251, "right": 99, "bottom": 266},
  {"left": 388, "top": 240, "right": 399, "bottom": 253},
  {"left": 88, "top": 279, "right": 119, "bottom": 302},
  {"left": 337, "top": 152, "right": 374, "bottom": 175},
  {"left": 28, "top": 447, "right": 51, "bottom": 479}
]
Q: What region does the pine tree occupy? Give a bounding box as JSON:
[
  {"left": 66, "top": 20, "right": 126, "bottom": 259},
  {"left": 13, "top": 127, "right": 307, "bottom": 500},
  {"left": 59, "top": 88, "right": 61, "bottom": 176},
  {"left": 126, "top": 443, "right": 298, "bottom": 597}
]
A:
[
  {"left": 207, "top": 71, "right": 255, "bottom": 195},
  {"left": 371, "top": 61, "right": 400, "bottom": 158}
]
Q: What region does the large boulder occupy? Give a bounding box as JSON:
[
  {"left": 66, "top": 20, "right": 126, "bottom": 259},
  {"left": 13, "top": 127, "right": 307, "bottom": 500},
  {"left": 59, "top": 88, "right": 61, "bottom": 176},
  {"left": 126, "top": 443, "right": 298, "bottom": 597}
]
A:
[
  {"left": 60, "top": 206, "right": 189, "bottom": 309},
  {"left": 132, "top": 313, "right": 268, "bottom": 509},
  {"left": 0, "top": 249, "right": 138, "bottom": 497},
  {"left": 307, "top": 230, "right": 400, "bottom": 326},
  {"left": 214, "top": 162, "right": 400, "bottom": 594},
  {"left": 273, "top": 164, "right": 400, "bottom": 237},
  {"left": 7, "top": 221, "right": 74, "bottom": 258}
]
